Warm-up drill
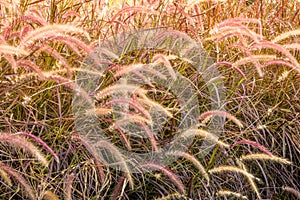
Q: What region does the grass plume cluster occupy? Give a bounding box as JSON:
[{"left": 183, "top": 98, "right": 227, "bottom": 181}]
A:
[{"left": 0, "top": 0, "right": 299, "bottom": 199}]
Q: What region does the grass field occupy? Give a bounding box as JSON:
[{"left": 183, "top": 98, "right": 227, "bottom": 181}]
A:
[{"left": 0, "top": 0, "right": 300, "bottom": 199}]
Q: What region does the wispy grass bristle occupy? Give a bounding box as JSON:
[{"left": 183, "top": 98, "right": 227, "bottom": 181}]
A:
[
  {"left": 199, "top": 110, "right": 243, "bottom": 128},
  {"left": 216, "top": 190, "right": 248, "bottom": 200},
  {"left": 95, "top": 84, "right": 147, "bottom": 100},
  {"left": 94, "top": 140, "right": 134, "bottom": 189},
  {"left": 179, "top": 128, "right": 230, "bottom": 148},
  {"left": 208, "top": 165, "right": 256, "bottom": 180},
  {"left": 17, "top": 132, "right": 59, "bottom": 163},
  {"left": 240, "top": 153, "right": 292, "bottom": 165},
  {"left": 166, "top": 150, "right": 209, "bottom": 185},
  {"left": 20, "top": 24, "right": 90, "bottom": 46},
  {"left": 139, "top": 162, "right": 185, "bottom": 194},
  {"left": 231, "top": 140, "right": 272, "bottom": 155},
  {"left": 272, "top": 29, "right": 300, "bottom": 43},
  {"left": 0, "top": 133, "right": 48, "bottom": 167}
]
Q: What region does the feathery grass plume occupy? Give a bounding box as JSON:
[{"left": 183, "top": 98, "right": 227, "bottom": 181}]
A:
[
  {"left": 110, "top": 6, "right": 159, "bottom": 23},
  {"left": 86, "top": 107, "right": 112, "bottom": 116},
  {"left": 105, "top": 98, "right": 151, "bottom": 120},
  {"left": 215, "top": 61, "right": 246, "bottom": 78},
  {"left": 209, "top": 25, "right": 261, "bottom": 44},
  {"left": 272, "top": 29, "right": 300, "bottom": 43},
  {"left": 208, "top": 31, "right": 248, "bottom": 48},
  {"left": 155, "top": 30, "right": 196, "bottom": 46},
  {"left": 232, "top": 55, "right": 277, "bottom": 77},
  {"left": 229, "top": 43, "right": 264, "bottom": 75},
  {"left": 282, "top": 186, "right": 300, "bottom": 199},
  {"left": 199, "top": 110, "right": 243, "bottom": 128},
  {"left": 0, "top": 132, "right": 48, "bottom": 167},
  {"left": 95, "top": 84, "right": 147, "bottom": 100},
  {"left": 17, "top": 132, "right": 59, "bottom": 163},
  {"left": 39, "top": 44, "right": 73, "bottom": 77},
  {"left": 101, "top": 121, "right": 132, "bottom": 150},
  {"left": 1, "top": 54, "right": 17, "bottom": 71},
  {"left": 64, "top": 173, "right": 75, "bottom": 200},
  {"left": 71, "top": 134, "right": 105, "bottom": 184},
  {"left": 179, "top": 128, "right": 229, "bottom": 148},
  {"left": 166, "top": 150, "right": 209, "bottom": 185},
  {"left": 214, "top": 17, "right": 262, "bottom": 36},
  {"left": 208, "top": 165, "right": 256, "bottom": 179},
  {"left": 110, "top": 114, "right": 152, "bottom": 129},
  {"left": 240, "top": 153, "right": 292, "bottom": 165},
  {"left": 20, "top": 24, "right": 90, "bottom": 46},
  {"left": 155, "top": 192, "right": 190, "bottom": 200},
  {"left": 283, "top": 43, "right": 300, "bottom": 51},
  {"left": 231, "top": 140, "right": 272, "bottom": 155},
  {"left": 137, "top": 94, "right": 173, "bottom": 118},
  {"left": 0, "top": 161, "right": 36, "bottom": 200},
  {"left": 114, "top": 63, "right": 167, "bottom": 80},
  {"left": 277, "top": 70, "right": 290, "bottom": 82},
  {"left": 0, "top": 168, "right": 12, "bottom": 186},
  {"left": 0, "top": 44, "right": 28, "bottom": 56},
  {"left": 152, "top": 54, "right": 177, "bottom": 79},
  {"left": 139, "top": 162, "right": 185, "bottom": 194},
  {"left": 216, "top": 190, "right": 248, "bottom": 200},
  {"left": 42, "top": 190, "right": 60, "bottom": 200},
  {"left": 94, "top": 140, "right": 134, "bottom": 189},
  {"left": 138, "top": 122, "right": 159, "bottom": 152},
  {"left": 261, "top": 59, "right": 300, "bottom": 74},
  {"left": 20, "top": 25, "right": 31, "bottom": 38},
  {"left": 17, "top": 60, "right": 46, "bottom": 79},
  {"left": 19, "top": 13, "right": 47, "bottom": 26},
  {"left": 251, "top": 41, "right": 300, "bottom": 72},
  {"left": 238, "top": 161, "right": 262, "bottom": 200},
  {"left": 52, "top": 35, "right": 92, "bottom": 54}
]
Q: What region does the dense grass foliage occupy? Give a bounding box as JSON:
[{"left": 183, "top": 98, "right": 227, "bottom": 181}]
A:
[{"left": 0, "top": 0, "right": 299, "bottom": 199}]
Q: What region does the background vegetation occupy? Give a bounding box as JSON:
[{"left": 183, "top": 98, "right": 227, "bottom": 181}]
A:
[{"left": 0, "top": 0, "right": 299, "bottom": 199}]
